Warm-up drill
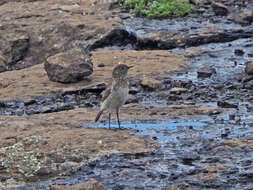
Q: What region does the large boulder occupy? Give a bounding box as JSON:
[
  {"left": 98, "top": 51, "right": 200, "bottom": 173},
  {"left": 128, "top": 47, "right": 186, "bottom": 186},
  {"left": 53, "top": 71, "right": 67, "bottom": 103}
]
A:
[{"left": 44, "top": 49, "right": 93, "bottom": 83}]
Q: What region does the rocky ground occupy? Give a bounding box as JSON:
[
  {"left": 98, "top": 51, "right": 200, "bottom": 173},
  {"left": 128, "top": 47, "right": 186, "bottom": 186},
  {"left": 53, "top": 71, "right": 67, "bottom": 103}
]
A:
[{"left": 1, "top": 0, "right": 253, "bottom": 189}]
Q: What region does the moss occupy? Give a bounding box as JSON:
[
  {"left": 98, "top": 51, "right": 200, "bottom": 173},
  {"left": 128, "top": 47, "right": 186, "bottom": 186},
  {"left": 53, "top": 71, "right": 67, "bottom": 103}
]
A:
[{"left": 119, "top": 0, "right": 195, "bottom": 18}]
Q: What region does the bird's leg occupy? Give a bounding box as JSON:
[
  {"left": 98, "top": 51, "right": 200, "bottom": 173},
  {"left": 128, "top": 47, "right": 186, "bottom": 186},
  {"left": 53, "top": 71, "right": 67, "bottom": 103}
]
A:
[
  {"left": 116, "top": 109, "right": 121, "bottom": 129},
  {"left": 109, "top": 113, "right": 111, "bottom": 129}
]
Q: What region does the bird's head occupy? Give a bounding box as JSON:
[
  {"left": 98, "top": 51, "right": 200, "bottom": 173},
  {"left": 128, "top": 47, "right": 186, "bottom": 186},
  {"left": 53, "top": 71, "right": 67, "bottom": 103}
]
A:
[{"left": 112, "top": 64, "right": 133, "bottom": 79}]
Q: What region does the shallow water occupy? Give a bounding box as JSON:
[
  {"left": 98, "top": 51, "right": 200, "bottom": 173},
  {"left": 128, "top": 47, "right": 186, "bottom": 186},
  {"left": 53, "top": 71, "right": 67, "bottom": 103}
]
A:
[
  {"left": 171, "top": 37, "right": 253, "bottom": 83},
  {"left": 17, "top": 112, "right": 253, "bottom": 190}
]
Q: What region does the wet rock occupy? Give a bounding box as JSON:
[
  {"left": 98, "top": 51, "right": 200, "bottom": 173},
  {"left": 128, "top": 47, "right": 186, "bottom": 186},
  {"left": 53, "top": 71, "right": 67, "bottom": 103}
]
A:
[
  {"left": 211, "top": 2, "right": 229, "bottom": 16},
  {"left": 44, "top": 49, "right": 93, "bottom": 83},
  {"left": 50, "top": 179, "right": 106, "bottom": 190},
  {"left": 197, "top": 66, "right": 216, "bottom": 78},
  {"left": 234, "top": 49, "right": 244, "bottom": 56},
  {"left": 217, "top": 101, "right": 238, "bottom": 108},
  {"left": 141, "top": 77, "right": 163, "bottom": 90},
  {"left": 245, "top": 61, "right": 253, "bottom": 75}
]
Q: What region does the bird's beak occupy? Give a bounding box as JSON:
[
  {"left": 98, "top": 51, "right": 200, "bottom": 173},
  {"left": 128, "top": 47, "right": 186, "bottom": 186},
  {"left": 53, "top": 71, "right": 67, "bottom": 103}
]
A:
[{"left": 128, "top": 65, "right": 134, "bottom": 69}]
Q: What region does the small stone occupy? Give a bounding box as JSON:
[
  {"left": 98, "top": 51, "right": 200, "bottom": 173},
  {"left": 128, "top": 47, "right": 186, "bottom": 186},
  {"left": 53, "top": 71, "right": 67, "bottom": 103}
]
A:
[
  {"left": 211, "top": 1, "right": 229, "bottom": 16},
  {"left": 97, "top": 63, "right": 105, "bottom": 67},
  {"left": 129, "top": 87, "right": 140, "bottom": 94},
  {"left": 141, "top": 77, "right": 163, "bottom": 90},
  {"left": 59, "top": 161, "right": 79, "bottom": 171},
  {"left": 197, "top": 66, "right": 216, "bottom": 78},
  {"left": 217, "top": 101, "right": 238, "bottom": 108},
  {"left": 44, "top": 49, "right": 93, "bottom": 83},
  {"left": 229, "top": 114, "right": 235, "bottom": 120},
  {"left": 248, "top": 53, "right": 253, "bottom": 57},
  {"left": 36, "top": 167, "right": 52, "bottom": 177},
  {"left": 233, "top": 10, "right": 253, "bottom": 25},
  {"left": 50, "top": 179, "right": 106, "bottom": 190},
  {"left": 126, "top": 94, "right": 139, "bottom": 104},
  {"left": 189, "top": 0, "right": 203, "bottom": 5},
  {"left": 234, "top": 49, "right": 244, "bottom": 56},
  {"left": 245, "top": 61, "right": 253, "bottom": 75},
  {"left": 170, "top": 87, "right": 187, "bottom": 94},
  {"left": 177, "top": 151, "right": 200, "bottom": 165}
]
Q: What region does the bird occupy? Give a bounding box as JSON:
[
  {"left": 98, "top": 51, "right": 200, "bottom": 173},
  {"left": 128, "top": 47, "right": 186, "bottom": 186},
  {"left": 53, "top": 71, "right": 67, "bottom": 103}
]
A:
[{"left": 94, "top": 64, "right": 133, "bottom": 129}]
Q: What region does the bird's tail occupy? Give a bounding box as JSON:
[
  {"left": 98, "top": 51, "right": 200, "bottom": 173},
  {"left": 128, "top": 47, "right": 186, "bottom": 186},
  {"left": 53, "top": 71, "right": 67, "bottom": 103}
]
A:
[{"left": 95, "top": 110, "right": 104, "bottom": 122}]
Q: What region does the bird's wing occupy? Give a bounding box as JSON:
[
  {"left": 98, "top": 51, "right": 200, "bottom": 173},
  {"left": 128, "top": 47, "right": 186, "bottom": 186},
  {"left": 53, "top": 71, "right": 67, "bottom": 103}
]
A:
[{"left": 101, "top": 84, "right": 111, "bottom": 102}]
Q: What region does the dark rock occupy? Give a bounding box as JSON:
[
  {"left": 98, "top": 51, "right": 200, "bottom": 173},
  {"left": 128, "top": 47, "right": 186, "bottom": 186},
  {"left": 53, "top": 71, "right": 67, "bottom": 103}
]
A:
[
  {"left": 211, "top": 2, "right": 229, "bottom": 16},
  {"left": 217, "top": 101, "right": 238, "bottom": 108},
  {"left": 44, "top": 49, "right": 93, "bottom": 83},
  {"left": 129, "top": 87, "right": 140, "bottom": 94},
  {"left": 244, "top": 80, "right": 253, "bottom": 89},
  {"left": 167, "top": 94, "right": 182, "bottom": 101},
  {"left": 239, "top": 168, "right": 253, "bottom": 179},
  {"left": 248, "top": 53, "right": 253, "bottom": 57},
  {"left": 89, "top": 27, "right": 137, "bottom": 50},
  {"left": 36, "top": 167, "right": 52, "bottom": 177},
  {"left": 240, "top": 159, "right": 252, "bottom": 167},
  {"left": 98, "top": 63, "right": 105, "bottom": 67},
  {"left": 197, "top": 66, "right": 216, "bottom": 78},
  {"left": 245, "top": 61, "right": 253, "bottom": 75},
  {"left": 229, "top": 114, "right": 235, "bottom": 120},
  {"left": 234, "top": 49, "right": 244, "bottom": 56},
  {"left": 242, "top": 75, "right": 253, "bottom": 83},
  {"left": 0, "top": 30, "right": 29, "bottom": 65},
  {"left": 177, "top": 151, "right": 200, "bottom": 165}
]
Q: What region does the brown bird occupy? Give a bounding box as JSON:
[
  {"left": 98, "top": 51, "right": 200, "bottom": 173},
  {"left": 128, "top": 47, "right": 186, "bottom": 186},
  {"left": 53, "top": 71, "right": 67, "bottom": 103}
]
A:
[{"left": 95, "top": 64, "right": 133, "bottom": 128}]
